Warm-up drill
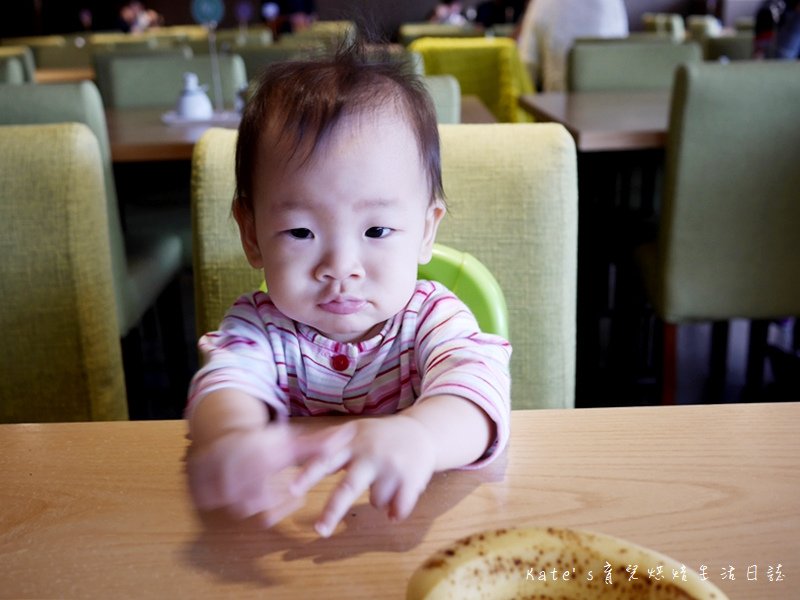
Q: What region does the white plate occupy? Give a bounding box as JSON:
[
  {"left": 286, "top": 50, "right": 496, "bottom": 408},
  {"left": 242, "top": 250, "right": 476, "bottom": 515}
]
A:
[{"left": 160, "top": 110, "right": 240, "bottom": 126}]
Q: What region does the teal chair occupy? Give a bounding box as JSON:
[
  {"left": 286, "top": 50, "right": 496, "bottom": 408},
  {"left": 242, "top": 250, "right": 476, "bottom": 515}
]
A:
[
  {"left": 635, "top": 61, "right": 800, "bottom": 402},
  {"left": 98, "top": 53, "right": 247, "bottom": 109},
  {"left": 0, "top": 123, "right": 128, "bottom": 423},
  {"left": 568, "top": 40, "right": 702, "bottom": 91},
  {"left": 0, "top": 56, "right": 25, "bottom": 83},
  {"left": 422, "top": 75, "right": 461, "bottom": 124},
  {"left": 0, "top": 46, "right": 36, "bottom": 82}
]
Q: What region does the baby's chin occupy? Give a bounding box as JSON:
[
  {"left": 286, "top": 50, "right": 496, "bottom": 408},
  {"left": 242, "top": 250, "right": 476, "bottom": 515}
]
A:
[{"left": 316, "top": 319, "right": 387, "bottom": 343}]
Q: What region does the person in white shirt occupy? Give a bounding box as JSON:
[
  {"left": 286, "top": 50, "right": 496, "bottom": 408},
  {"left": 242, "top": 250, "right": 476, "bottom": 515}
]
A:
[{"left": 517, "top": 0, "right": 629, "bottom": 91}]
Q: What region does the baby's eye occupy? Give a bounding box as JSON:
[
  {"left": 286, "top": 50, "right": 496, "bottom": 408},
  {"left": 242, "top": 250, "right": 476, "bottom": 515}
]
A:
[
  {"left": 365, "top": 226, "right": 392, "bottom": 239},
  {"left": 287, "top": 228, "right": 313, "bottom": 239}
]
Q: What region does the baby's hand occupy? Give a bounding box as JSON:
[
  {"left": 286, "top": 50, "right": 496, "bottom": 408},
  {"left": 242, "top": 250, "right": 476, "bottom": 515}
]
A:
[
  {"left": 186, "top": 422, "right": 355, "bottom": 527},
  {"left": 292, "top": 415, "right": 437, "bottom": 537}
]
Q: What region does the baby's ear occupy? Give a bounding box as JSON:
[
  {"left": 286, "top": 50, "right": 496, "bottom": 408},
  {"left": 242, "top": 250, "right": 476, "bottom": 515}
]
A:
[
  {"left": 232, "top": 200, "right": 263, "bottom": 269},
  {"left": 418, "top": 199, "right": 446, "bottom": 264}
]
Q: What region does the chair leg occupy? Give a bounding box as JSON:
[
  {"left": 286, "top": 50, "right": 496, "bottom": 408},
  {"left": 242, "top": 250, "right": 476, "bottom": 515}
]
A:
[
  {"left": 707, "top": 321, "right": 729, "bottom": 403},
  {"left": 661, "top": 323, "right": 677, "bottom": 405},
  {"left": 743, "top": 319, "right": 770, "bottom": 402}
]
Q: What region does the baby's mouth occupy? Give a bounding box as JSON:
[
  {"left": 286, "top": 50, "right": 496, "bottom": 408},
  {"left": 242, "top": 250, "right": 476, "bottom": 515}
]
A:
[{"left": 318, "top": 298, "right": 366, "bottom": 315}]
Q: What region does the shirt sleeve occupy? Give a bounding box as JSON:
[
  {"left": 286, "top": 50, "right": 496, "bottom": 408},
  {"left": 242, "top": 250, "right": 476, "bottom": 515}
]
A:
[
  {"left": 413, "top": 282, "right": 512, "bottom": 468},
  {"left": 185, "top": 292, "right": 289, "bottom": 420}
]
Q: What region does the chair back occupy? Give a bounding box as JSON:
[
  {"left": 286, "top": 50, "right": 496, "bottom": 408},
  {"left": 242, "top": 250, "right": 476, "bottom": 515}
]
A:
[
  {"left": 0, "top": 123, "right": 127, "bottom": 422},
  {"left": 192, "top": 124, "right": 577, "bottom": 409},
  {"left": 419, "top": 244, "right": 509, "bottom": 338},
  {"left": 399, "top": 23, "right": 484, "bottom": 47},
  {"left": 409, "top": 37, "right": 533, "bottom": 123},
  {"left": 0, "top": 81, "right": 129, "bottom": 332},
  {"left": 568, "top": 40, "right": 701, "bottom": 91},
  {"left": 0, "top": 56, "right": 25, "bottom": 83},
  {"left": 99, "top": 53, "right": 247, "bottom": 108},
  {"left": 422, "top": 74, "right": 461, "bottom": 123},
  {"left": 652, "top": 61, "right": 800, "bottom": 321},
  {"left": 0, "top": 46, "right": 36, "bottom": 82},
  {"left": 702, "top": 33, "right": 754, "bottom": 61}
]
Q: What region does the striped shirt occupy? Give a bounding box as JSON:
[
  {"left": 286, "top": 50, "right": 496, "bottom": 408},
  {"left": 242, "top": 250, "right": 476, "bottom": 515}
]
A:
[{"left": 187, "top": 280, "right": 512, "bottom": 467}]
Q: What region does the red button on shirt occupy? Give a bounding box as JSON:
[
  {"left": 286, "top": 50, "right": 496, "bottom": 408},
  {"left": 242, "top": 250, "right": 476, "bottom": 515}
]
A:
[{"left": 331, "top": 354, "right": 350, "bottom": 371}]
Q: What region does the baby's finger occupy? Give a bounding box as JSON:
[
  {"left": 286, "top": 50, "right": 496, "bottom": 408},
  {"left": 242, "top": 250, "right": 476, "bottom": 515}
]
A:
[
  {"left": 389, "top": 479, "right": 426, "bottom": 522},
  {"left": 291, "top": 446, "right": 351, "bottom": 496},
  {"left": 315, "top": 461, "right": 375, "bottom": 538},
  {"left": 291, "top": 421, "right": 357, "bottom": 464},
  {"left": 256, "top": 494, "right": 306, "bottom": 528},
  {"left": 369, "top": 475, "right": 399, "bottom": 510}
]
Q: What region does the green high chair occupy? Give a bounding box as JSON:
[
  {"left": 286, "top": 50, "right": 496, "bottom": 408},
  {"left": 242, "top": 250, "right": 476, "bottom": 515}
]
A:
[{"left": 258, "top": 243, "right": 509, "bottom": 339}]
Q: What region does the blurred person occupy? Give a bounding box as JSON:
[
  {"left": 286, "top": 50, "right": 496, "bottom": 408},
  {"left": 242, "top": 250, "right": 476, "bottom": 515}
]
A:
[
  {"left": 428, "top": 1, "right": 467, "bottom": 25},
  {"left": 517, "top": 0, "right": 628, "bottom": 91}
]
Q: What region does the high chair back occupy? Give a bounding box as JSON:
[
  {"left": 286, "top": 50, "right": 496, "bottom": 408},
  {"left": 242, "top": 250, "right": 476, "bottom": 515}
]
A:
[
  {"left": 0, "top": 123, "right": 127, "bottom": 422},
  {"left": 192, "top": 124, "right": 578, "bottom": 409}
]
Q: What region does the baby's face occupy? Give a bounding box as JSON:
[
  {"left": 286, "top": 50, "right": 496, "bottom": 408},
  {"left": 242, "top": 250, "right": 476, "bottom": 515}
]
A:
[{"left": 239, "top": 108, "right": 444, "bottom": 343}]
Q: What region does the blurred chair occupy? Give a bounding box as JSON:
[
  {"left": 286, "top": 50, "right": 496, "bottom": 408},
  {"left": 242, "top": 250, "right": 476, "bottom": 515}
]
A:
[
  {"left": 0, "top": 46, "right": 36, "bottom": 81},
  {"left": 232, "top": 42, "right": 321, "bottom": 81},
  {"left": 0, "top": 56, "right": 25, "bottom": 84},
  {"left": 0, "top": 82, "right": 186, "bottom": 415},
  {"left": 98, "top": 53, "right": 246, "bottom": 109},
  {"left": 0, "top": 123, "right": 128, "bottom": 423},
  {"left": 703, "top": 33, "right": 755, "bottom": 61},
  {"left": 409, "top": 37, "right": 534, "bottom": 122},
  {"left": 423, "top": 74, "right": 461, "bottom": 123},
  {"left": 399, "top": 23, "right": 484, "bottom": 47},
  {"left": 686, "top": 14, "right": 723, "bottom": 40},
  {"left": 192, "top": 124, "right": 578, "bottom": 409},
  {"left": 642, "top": 12, "right": 686, "bottom": 41},
  {"left": 568, "top": 39, "right": 702, "bottom": 91},
  {"left": 635, "top": 61, "right": 800, "bottom": 403}
]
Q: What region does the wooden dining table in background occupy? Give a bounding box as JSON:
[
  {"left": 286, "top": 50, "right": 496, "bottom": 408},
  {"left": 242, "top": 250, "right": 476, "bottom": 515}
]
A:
[
  {"left": 519, "top": 90, "right": 671, "bottom": 152},
  {"left": 1, "top": 402, "right": 797, "bottom": 599},
  {"left": 108, "top": 96, "right": 497, "bottom": 163}
]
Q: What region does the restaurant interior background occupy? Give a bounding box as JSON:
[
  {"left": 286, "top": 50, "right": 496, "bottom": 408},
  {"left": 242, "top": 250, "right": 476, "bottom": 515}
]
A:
[
  {"left": 2, "top": 0, "right": 764, "bottom": 39},
  {"left": 2, "top": 0, "right": 795, "bottom": 417}
]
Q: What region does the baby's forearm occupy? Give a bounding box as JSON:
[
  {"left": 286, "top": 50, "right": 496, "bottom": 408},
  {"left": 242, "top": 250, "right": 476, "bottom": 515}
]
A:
[
  {"left": 401, "top": 395, "right": 494, "bottom": 471},
  {"left": 188, "top": 390, "right": 270, "bottom": 446}
]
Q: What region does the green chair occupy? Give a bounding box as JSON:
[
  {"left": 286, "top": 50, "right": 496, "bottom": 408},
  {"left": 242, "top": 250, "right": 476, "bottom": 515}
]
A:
[
  {"left": 419, "top": 244, "right": 509, "bottom": 338},
  {"left": 409, "top": 37, "right": 534, "bottom": 123},
  {"left": 642, "top": 12, "right": 686, "bottom": 41},
  {"left": 399, "top": 23, "right": 484, "bottom": 47},
  {"left": 0, "top": 82, "right": 186, "bottom": 417},
  {"left": 97, "top": 53, "right": 247, "bottom": 109},
  {"left": 234, "top": 43, "right": 323, "bottom": 81},
  {"left": 635, "top": 61, "right": 800, "bottom": 402},
  {"left": 192, "top": 124, "right": 578, "bottom": 409},
  {"left": 702, "top": 33, "right": 754, "bottom": 61},
  {"left": 422, "top": 74, "right": 461, "bottom": 123},
  {"left": 0, "top": 123, "right": 127, "bottom": 423},
  {"left": 568, "top": 39, "right": 702, "bottom": 92}
]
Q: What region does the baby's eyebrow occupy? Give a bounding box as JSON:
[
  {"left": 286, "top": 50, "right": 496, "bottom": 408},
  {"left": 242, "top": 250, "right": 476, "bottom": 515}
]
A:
[{"left": 273, "top": 197, "right": 401, "bottom": 211}]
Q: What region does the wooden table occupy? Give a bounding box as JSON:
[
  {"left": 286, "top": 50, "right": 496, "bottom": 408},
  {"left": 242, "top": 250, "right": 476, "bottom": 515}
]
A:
[
  {"left": 34, "top": 67, "right": 95, "bottom": 84},
  {"left": 108, "top": 96, "right": 496, "bottom": 163},
  {"left": 1, "top": 403, "right": 797, "bottom": 598},
  {"left": 519, "top": 91, "right": 671, "bottom": 152}
]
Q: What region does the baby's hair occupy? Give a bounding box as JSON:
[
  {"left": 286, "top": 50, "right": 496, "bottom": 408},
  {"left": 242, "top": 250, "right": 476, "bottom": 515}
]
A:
[{"left": 233, "top": 39, "right": 444, "bottom": 217}]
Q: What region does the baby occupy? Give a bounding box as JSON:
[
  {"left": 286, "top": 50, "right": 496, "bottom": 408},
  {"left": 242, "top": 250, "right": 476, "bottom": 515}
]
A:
[{"left": 185, "top": 43, "right": 511, "bottom": 537}]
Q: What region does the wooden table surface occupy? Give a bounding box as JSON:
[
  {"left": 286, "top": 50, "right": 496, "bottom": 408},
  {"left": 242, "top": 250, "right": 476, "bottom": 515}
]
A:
[
  {"left": 108, "top": 96, "right": 496, "bottom": 163},
  {"left": 519, "top": 91, "right": 671, "bottom": 152},
  {"left": 1, "top": 403, "right": 797, "bottom": 599}
]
